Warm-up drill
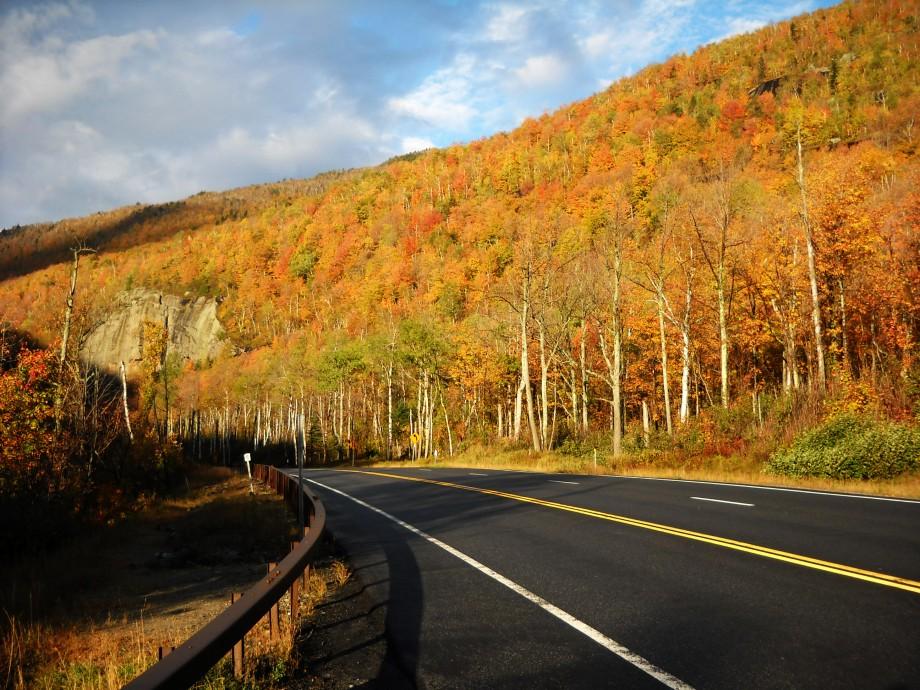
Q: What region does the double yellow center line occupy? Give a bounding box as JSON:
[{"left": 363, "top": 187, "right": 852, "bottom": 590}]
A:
[{"left": 343, "top": 469, "right": 920, "bottom": 595}]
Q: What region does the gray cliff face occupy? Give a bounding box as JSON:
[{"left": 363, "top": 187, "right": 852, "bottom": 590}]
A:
[{"left": 81, "top": 289, "right": 225, "bottom": 372}]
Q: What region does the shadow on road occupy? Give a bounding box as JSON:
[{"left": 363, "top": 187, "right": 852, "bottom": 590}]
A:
[{"left": 299, "top": 491, "right": 422, "bottom": 688}]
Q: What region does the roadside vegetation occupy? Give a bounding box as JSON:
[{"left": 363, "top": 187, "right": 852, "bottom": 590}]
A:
[
  {"left": 376, "top": 376, "right": 920, "bottom": 499},
  {"left": 0, "top": 466, "right": 351, "bottom": 690},
  {"left": 767, "top": 414, "right": 919, "bottom": 481}
]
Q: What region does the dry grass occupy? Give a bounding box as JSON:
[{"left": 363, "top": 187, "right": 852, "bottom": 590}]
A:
[
  {"left": 329, "top": 560, "right": 351, "bottom": 589},
  {"left": 372, "top": 444, "right": 920, "bottom": 499},
  {"left": 0, "top": 465, "right": 312, "bottom": 690}
]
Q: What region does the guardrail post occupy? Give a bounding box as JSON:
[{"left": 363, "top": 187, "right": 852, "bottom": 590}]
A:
[
  {"left": 290, "top": 576, "right": 300, "bottom": 621},
  {"left": 271, "top": 601, "right": 280, "bottom": 639},
  {"left": 267, "top": 562, "right": 279, "bottom": 639},
  {"left": 231, "top": 592, "right": 245, "bottom": 678},
  {"left": 302, "top": 527, "right": 310, "bottom": 588},
  {"left": 290, "top": 542, "right": 301, "bottom": 620}
]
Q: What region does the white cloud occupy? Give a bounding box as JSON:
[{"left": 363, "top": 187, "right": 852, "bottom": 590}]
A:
[
  {"left": 714, "top": 1, "right": 814, "bottom": 42},
  {"left": 0, "top": 1, "right": 92, "bottom": 43},
  {"left": 0, "top": 4, "right": 393, "bottom": 226},
  {"left": 514, "top": 53, "right": 567, "bottom": 87},
  {"left": 387, "top": 54, "right": 479, "bottom": 131},
  {"left": 581, "top": 31, "right": 614, "bottom": 60},
  {"left": 400, "top": 136, "right": 434, "bottom": 153},
  {"left": 0, "top": 28, "right": 159, "bottom": 122},
  {"left": 195, "top": 27, "right": 241, "bottom": 46},
  {"left": 725, "top": 18, "right": 767, "bottom": 34},
  {"left": 709, "top": 17, "right": 767, "bottom": 43},
  {"left": 579, "top": 2, "right": 700, "bottom": 79},
  {"left": 485, "top": 4, "right": 530, "bottom": 43},
  {"left": 310, "top": 80, "right": 341, "bottom": 107},
  {"left": 211, "top": 118, "right": 378, "bottom": 169}
]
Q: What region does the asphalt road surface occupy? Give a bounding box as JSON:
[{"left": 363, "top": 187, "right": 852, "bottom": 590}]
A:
[{"left": 286, "top": 467, "right": 920, "bottom": 689}]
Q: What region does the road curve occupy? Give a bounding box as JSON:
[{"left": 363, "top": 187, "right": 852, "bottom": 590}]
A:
[{"left": 287, "top": 467, "right": 920, "bottom": 689}]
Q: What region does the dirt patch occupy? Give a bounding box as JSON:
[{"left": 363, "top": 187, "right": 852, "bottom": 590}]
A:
[{"left": 287, "top": 557, "right": 394, "bottom": 689}]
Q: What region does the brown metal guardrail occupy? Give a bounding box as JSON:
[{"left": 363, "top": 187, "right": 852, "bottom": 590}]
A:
[{"left": 124, "top": 464, "right": 325, "bottom": 689}]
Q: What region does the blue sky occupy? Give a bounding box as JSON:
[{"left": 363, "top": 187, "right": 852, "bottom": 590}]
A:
[{"left": 0, "top": 0, "right": 835, "bottom": 228}]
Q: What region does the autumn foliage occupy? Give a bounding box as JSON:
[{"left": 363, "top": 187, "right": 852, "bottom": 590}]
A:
[
  {"left": 0, "top": 1, "right": 918, "bottom": 484},
  {"left": 0, "top": 323, "right": 187, "bottom": 554}
]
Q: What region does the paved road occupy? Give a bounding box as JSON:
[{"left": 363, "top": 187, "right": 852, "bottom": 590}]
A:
[{"left": 287, "top": 467, "right": 920, "bottom": 689}]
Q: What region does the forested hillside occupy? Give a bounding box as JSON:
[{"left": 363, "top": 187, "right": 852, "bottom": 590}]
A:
[{"left": 1, "top": 0, "right": 917, "bottom": 496}]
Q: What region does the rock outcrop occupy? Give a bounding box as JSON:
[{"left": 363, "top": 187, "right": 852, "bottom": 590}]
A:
[{"left": 81, "top": 289, "right": 226, "bottom": 372}]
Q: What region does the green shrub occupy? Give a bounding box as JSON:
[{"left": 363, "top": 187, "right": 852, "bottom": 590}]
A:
[
  {"left": 289, "top": 245, "right": 317, "bottom": 282},
  {"left": 709, "top": 402, "right": 756, "bottom": 438},
  {"left": 767, "top": 414, "right": 920, "bottom": 479},
  {"left": 557, "top": 434, "right": 590, "bottom": 457}
]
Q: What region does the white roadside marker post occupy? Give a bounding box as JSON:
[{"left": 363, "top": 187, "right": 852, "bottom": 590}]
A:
[{"left": 243, "top": 452, "right": 253, "bottom": 494}]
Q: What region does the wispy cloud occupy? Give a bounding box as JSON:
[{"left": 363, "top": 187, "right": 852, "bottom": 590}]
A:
[
  {"left": 1, "top": 26, "right": 159, "bottom": 122},
  {"left": 485, "top": 4, "right": 531, "bottom": 43},
  {"left": 401, "top": 136, "right": 435, "bottom": 153},
  {"left": 514, "top": 53, "right": 568, "bottom": 87},
  {"left": 388, "top": 54, "right": 480, "bottom": 131}
]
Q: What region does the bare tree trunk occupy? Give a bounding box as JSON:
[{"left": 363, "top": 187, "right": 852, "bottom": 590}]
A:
[
  {"left": 580, "top": 322, "right": 589, "bottom": 433},
  {"left": 717, "top": 271, "right": 730, "bottom": 408},
  {"left": 539, "top": 322, "right": 549, "bottom": 448},
  {"left": 838, "top": 277, "right": 849, "bottom": 372},
  {"left": 55, "top": 249, "right": 84, "bottom": 428},
  {"left": 440, "top": 390, "right": 453, "bottom": 456},
  {"left": 679, "top": 330, "right": 691, "bottom": 424},
  {"left": 797, "top": 125, "right": 826, "bottom": 390},
  {"left": 513, "top": 378, "right": 524, "bottom": 440},
  {"left": 386, "top": 362, "right": 393, "bottom": 460},
  {"left": 521, "top": 277, "right": 541, "bottom": 451},
  {"left": 677, "top": 269, "right": 693, "bottom": 423},
  {"left": 162, "top": 313, "right": 170, "bottom": 441},
  {"left": 782, "top": 327, "right": 797, "bottom": 393},
  {"left": 346, "top": 384, "right": 353, "bottom": 448},
  {"left": 58, "top": 251, "right": 80, "bottom": 381},
  {"left": 424, "top": 372, "right": 433, "bottom": 457},
  {"left": 120, "top": 360, "right": 134, "bottom": 443},
  {"left": 656, "top": 295, "right": 673, "bottom": 434},
  {"left": 523, "top": 349, "right": 541, "bottom": 451},
  {"left": 569, "top": 361, "right": 578, "bottom": 431},
  {"left": 339, "top": 382, "right": 345, "bottom": 444},
  {"left": 611, "top": 244, "right": 623, "bottom": 457},
  {"left": 642, "top": 399, "right": 650, "bottom": 447},
  {"left": 549, "top": 380, "right": 558, "bottom": 450},
  {"left": 416, "top": 378, "right": 423, "bottom": 458}
]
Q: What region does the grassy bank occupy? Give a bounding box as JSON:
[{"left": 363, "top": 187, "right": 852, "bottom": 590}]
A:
[
  {"left": 1, "top": 466, "right": 351, "bottom": 689},
  {"left": 371, "top": 444, "right": 920, "bottom": 500}
]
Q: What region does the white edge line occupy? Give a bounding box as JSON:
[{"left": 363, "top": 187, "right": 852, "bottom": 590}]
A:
[
  {"left": 469, "top": 472, "right": 489, "bottom": 476},
  {"left": 690, "top": 496, "right": 754, "bottom": 507},
  {"left": 549, "top": 480, "right": 580, "bottom": 485},
  {"left": 305, "top": 477, "right": 694, "bottom": 690},
  {"left": 602, "top": 475, "right": 920, "bottom": 504}
]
